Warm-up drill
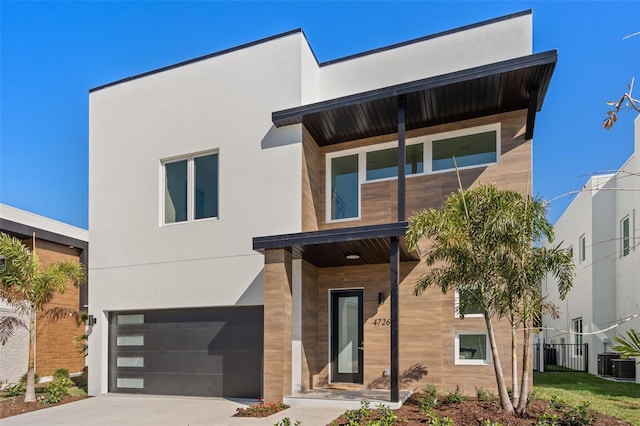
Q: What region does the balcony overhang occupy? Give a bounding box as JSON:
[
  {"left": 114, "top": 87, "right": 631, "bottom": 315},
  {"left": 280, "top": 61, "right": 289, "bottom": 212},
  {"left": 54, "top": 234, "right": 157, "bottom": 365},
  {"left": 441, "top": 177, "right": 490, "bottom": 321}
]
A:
[
  {"left": 273, "top": 50, "right": 557, "bottom": 146},
  {"left": 253, "top": 222, "right": 420, "bottom": 268}
]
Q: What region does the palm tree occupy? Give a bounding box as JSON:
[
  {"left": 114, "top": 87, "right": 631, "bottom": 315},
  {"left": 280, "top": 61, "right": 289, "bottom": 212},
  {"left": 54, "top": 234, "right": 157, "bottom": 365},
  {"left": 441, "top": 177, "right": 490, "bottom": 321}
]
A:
[
  {"left": 0, "top": 232, "right": 85, "bottom": 402},
  {"left": 406, "top": 183, "right": 574, "bottom": 415}
]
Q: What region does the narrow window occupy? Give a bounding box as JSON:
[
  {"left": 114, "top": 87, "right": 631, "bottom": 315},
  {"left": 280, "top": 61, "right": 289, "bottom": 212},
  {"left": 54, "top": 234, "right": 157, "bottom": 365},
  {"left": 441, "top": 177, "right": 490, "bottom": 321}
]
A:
[
  {"left": 194, "top": 153, "right": 219, "bottom": 219},
  {"left": 432, "top": 130, "right": 497, "bottom": 172},
  {"left": 366, "top": 144, "right": 424, "bottom": 181},
  {"left": 572, "top": 317, "right": 583, "bottom": 356},
  {"left": 164, "top": 160, "right": 187, "bottom": 223},
  {"left": 621, "top": 216, "right": 630, "bottom": 257},
  {"left": 579, "top": 235, "right": 586, "bottom": 263},
  {"left": 567, "top": 246, "right": 573, "bottom": 260},
  {"left": 331, "top": 154, "right": 359, "bottom": 220}
]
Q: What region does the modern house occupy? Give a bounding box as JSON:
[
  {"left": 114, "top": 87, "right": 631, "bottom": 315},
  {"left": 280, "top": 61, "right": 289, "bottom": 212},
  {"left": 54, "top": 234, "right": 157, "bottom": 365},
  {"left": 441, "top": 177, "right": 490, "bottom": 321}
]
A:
[
  {"left": 0, "top": 204, "right": 88, "bottom": 385},
  {"left": 88, "top": 10, "right": 556, "bottom": 403},
  {"left": 542, "top": 116, "right": 639, "bottom": 383}
]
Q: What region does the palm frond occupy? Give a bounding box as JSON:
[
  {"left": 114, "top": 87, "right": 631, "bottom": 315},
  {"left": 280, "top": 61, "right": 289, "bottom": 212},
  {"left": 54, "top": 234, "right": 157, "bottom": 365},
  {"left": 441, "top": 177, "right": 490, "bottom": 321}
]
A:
[{"left": 0, "top": 315, "right": 27, "bottom": 345}]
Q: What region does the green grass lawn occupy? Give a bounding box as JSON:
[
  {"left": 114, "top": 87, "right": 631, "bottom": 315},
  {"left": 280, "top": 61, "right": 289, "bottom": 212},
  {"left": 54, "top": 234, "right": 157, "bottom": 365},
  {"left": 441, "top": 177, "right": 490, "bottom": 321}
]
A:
[{"left": 533, "top": 372, "right": 640, "bottom": 425}]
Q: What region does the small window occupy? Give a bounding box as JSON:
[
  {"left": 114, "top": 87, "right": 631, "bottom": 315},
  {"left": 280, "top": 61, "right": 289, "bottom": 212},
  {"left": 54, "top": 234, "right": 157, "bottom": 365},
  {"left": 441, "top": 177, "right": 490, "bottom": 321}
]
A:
[
  {"left": 567, "top": 246, "right": 573, "bottom": 260},
  {"left": 117, "top": 357, "right": 144, "bottom": 367},
  {"left": 116, "top": 378, "right": 144, "bottom": 389},
  {"left": 331, "top": 154, "right": 359, "bottom": 220},
  {"left": 432, "top": 130, "right": 497, "bottom": 172},
  {"left": 572, "top": 317, "right": 583, "bottom": 356},
  {"left": 117, "top": 335, "right": 144, "bottom": 346},
  {"left": 117, "top": 314, "right": 144, "bottom": 325},
  {"left": 579, "top": 235, "right": 586, "bottom": 263},
  {"left": 366, "top": 144, "right": 424, "bottom": 181},
  {"left": 455, "top": 332, "right": 490, "bottom": 365},
  {"left": 163, "top": 152, "right": 218, "bottom": 224},
  {"left": 621, "top": 216, "right": 630, "bottom": 257},
  {"left": 454, "top": 290, "right": 483, "bottom": 318}
]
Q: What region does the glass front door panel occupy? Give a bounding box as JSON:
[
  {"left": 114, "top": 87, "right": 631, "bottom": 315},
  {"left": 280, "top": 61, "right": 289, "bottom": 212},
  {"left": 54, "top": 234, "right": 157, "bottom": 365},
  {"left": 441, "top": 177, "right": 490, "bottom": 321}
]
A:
[
  {"left": 331, "top": 290, "right": 363, "bottom": 383},
  {"left": 337, "top": 296, "right": 359, "bottom": 373}
]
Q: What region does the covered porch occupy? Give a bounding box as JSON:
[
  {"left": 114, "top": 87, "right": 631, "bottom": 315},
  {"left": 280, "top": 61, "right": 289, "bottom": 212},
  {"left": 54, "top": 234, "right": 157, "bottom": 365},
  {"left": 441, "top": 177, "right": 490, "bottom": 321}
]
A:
[{"left": 253, "top": 222, "right": 420, "bottom": 404}]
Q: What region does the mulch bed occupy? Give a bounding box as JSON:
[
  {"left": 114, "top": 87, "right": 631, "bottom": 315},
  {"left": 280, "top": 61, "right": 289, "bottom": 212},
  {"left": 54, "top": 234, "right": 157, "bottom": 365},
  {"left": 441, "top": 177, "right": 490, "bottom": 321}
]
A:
[
  {"left": 0, "top": 395, "right": 90, "bottom": 419},
  {"left": 330, "top": 394, "right": 632, "bottom": 425}
]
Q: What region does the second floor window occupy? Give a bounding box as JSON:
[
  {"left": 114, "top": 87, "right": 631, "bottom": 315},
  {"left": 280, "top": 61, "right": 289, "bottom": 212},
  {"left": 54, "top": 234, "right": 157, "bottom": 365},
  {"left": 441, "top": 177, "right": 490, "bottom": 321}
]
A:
[
  {"left": 163, "top": 152, "right": 219, "bottom": 224},
  {"left": 621, "top": 216, "right": 630, "bottom": 257},
  {"left": 579, "top": 234, "right": 586, "bottom": 263}
]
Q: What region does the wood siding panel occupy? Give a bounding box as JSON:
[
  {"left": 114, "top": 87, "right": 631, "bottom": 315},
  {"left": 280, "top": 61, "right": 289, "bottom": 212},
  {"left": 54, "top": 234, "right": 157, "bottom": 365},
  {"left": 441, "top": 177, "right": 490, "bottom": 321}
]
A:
[
  {"left": 302, "top": 128, "right": 321, "bottom": 232},
  {"left": 312, "top": 261, "right": 519, "bottom": 394},
  {"left": 301, "top": 261, "right": 318, "bottom": 391},
  {"left": 263, "top": 249, "right": 293, "bottom": 401}
]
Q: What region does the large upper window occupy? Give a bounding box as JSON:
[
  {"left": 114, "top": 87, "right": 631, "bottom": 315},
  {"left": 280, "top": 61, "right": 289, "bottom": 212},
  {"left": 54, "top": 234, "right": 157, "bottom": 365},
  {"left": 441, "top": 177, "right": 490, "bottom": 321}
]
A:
[
  {"left": 331, "top": 154, "right": 359, "bottom": 220},
  {"left": 621, "top": 216, "right": 630, "bottom": 257},
  {"left": 432, "top": 129, "right": 498, "bottom": 172},
  {"left": 366, "top": 144, "right": 424, "bottom": 181},
  {"left": 325, "top": 123, "right": 500, "bottom": 223},
  {"left": 163, "top": 152, "right": 218, "bottom": 224},
  {"left": 455, "top": 332, "right": 490, "bottom": 365}
]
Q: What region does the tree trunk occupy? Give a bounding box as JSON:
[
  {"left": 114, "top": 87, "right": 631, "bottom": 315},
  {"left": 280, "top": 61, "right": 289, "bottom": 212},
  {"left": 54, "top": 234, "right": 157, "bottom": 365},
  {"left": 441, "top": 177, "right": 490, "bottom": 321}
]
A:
[
  {"left": 511, "top": 326, "right": 519, "bottom": 405},
  {"left": 24, "top": 310, "right": 36, "bottom": 402},
  {"left": 485, "top": 316, "right": 514, "bottom": 414},
  {"left": 516, "top": 326, "right": 533, "bottom": 415}
]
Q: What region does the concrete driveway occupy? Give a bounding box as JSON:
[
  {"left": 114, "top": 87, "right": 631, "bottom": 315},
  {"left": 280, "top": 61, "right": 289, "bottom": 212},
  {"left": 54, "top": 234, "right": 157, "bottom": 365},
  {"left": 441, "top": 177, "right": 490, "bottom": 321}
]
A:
[{"left": 1, "top": 394, "right": 347, "bottom": 426}]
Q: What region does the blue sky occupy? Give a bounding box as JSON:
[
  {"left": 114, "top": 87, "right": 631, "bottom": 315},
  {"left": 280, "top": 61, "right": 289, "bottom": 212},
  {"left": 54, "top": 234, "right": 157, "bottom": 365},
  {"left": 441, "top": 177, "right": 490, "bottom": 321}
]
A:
[{"left": 1, "top": 1, "right": 639, "bottom": 230}]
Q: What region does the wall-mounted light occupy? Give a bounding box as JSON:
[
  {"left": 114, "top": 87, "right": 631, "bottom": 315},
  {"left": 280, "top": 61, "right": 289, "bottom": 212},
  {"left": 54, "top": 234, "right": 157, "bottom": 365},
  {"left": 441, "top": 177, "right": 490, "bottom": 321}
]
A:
[
  {"left": 345, "top": 253, "right": 361, "bottom": 260},
  {"left": 378, "top": 292, "right": 386, "bottom": 305},
  {"left": 87, "top": 314, "right": 97, "bottom": 326}
]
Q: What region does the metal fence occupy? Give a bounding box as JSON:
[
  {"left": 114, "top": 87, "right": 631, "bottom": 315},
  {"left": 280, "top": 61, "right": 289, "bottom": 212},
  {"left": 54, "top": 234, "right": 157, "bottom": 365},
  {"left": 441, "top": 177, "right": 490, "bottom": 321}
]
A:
[{"left": 534, "top": 343, "right": 589, "bottom": 372}]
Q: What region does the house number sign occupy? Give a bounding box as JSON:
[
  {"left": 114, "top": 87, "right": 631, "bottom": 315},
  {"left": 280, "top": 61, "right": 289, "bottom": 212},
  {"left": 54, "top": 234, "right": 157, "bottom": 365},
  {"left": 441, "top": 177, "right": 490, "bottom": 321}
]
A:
[{"left": 373, "top": 318, "right": 391, "bottom": 326}]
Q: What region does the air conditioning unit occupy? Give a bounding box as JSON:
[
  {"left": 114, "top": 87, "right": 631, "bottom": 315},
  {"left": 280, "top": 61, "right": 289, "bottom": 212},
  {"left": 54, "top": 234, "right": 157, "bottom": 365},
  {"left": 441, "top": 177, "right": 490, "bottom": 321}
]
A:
[
  {"left": 611, "top": 359, "right": 637, "bottom": 380},
  {"left": 597, "top": 352, "right": 618, "bottom": 376}
]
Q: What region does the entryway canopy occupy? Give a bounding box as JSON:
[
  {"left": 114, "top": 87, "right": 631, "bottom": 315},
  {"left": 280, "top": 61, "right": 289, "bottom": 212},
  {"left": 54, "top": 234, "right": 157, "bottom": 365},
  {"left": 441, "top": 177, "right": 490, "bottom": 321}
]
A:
[{"left": 253, "top": 222, "right": 420, "bottom": 267}]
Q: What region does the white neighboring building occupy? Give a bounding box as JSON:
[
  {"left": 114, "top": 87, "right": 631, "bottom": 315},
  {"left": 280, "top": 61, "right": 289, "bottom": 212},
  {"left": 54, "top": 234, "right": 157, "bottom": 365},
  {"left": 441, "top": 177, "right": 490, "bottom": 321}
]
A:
[{"left": 542, "top": 116, "right": 640, "bottom": 382}]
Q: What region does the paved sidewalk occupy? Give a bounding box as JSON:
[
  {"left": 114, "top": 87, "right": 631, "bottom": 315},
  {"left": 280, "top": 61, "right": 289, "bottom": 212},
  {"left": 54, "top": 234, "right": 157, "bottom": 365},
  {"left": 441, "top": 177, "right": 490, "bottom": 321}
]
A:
[{"left": 0, "top": 394, "right": 347, "bottom": 426}]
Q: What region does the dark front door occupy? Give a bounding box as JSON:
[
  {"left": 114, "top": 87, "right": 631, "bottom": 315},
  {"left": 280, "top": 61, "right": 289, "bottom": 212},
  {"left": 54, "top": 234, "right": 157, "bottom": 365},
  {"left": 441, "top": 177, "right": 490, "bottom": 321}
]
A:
[{"left": 331, "top": 289, "right": 364, "bottom": 384}]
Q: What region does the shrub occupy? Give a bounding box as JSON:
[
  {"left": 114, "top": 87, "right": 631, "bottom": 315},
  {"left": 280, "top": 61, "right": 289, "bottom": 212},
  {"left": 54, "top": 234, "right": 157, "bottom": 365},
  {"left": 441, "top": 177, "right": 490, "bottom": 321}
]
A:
[
  {"left": 564, "top": 401, "right": 596, "bottom": 426},
  {"left": 536, "top": 413, "right": 560, "bottom": 426},
  {"left": 419, "top": 384, "right": 439, "bottom": 413},
  {"left": 273, "top": 418, "right": 302, "bottom": 426},
  {"left": 425, "top": 411, "right": 454, "bottom": 426},
  {"left": 234, "top": 400, "right": 289, "bottom": 417},
  {"left": 5, "top": 383, "right": 24, "bottom": 397},
  {"left": 443, "top": 385, "right": 466, "bottom": 404},
  {"left": 375, "top": 403, "right": 397, "bottom": 426},
  {"left": 482, "top": 421, "right": 503, "bottom": 426},
  {"left": 66, "top": 386, "right": 87, "bottom": 397},
  {"left": 475, "top": 387, "right": 498, "bottom": 403},
  {"left": 39, "top": 380, "right": 69, "bottom": 405},
  {"left": 5, "top": 372, "right": 41, "bottom": 396},
  {"left": 53, "top": 368, "right": 69, "bottom": 380}
]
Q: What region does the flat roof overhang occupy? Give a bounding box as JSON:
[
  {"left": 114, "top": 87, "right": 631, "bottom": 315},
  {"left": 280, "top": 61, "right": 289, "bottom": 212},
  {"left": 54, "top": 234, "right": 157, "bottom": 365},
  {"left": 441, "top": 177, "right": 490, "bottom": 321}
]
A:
[
  {"left": 253, "top": 222, "right": 420, "bottom": 268},
  {"left": 272, "top": 50, "right": 557, "bottom": 146}
]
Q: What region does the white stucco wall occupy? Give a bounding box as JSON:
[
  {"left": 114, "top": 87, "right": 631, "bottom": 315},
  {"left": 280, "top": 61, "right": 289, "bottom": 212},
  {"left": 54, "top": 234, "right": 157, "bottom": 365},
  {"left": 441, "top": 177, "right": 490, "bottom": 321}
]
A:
[
  {"left": 0, "top": 303, "right": 29, "bottom": 387},
  {"left": 88, "top": 32, "right": 308, "bottom": 394},
  {"left": 543, "top": 116, "right": 640, "bottom": 379},
  {"left": 318, "top": 13, "right": 532, "bottom": 100}
]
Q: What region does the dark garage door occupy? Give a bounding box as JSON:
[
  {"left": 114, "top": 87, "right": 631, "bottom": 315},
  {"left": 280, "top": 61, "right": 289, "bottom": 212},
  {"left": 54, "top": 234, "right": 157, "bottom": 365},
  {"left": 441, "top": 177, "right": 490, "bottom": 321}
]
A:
[{"left": 109, "top": 306, "right": 263, "bottom": 398}]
